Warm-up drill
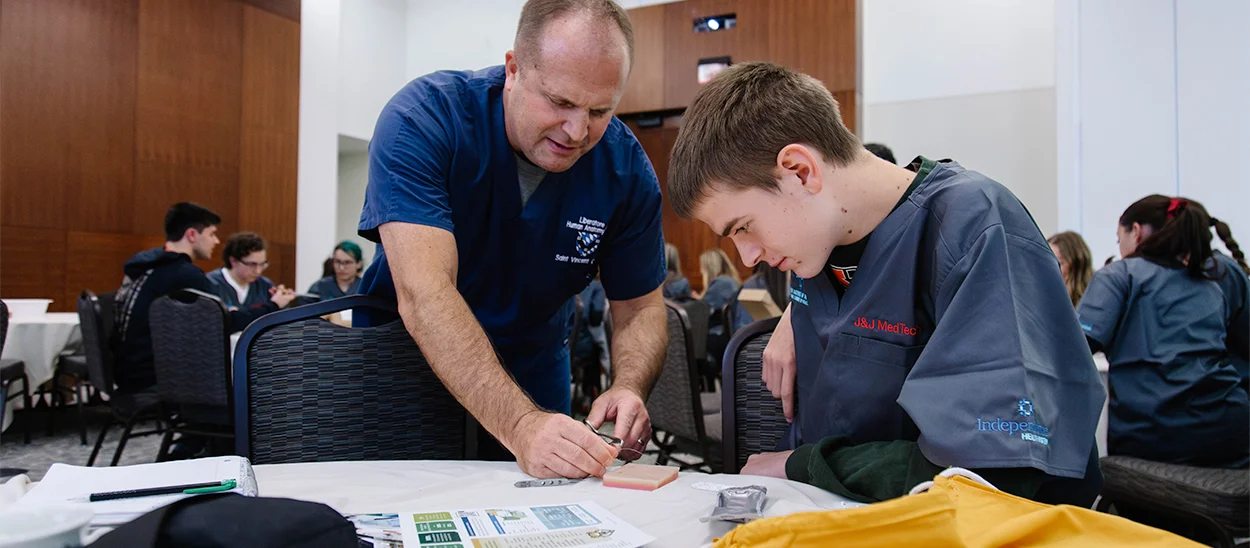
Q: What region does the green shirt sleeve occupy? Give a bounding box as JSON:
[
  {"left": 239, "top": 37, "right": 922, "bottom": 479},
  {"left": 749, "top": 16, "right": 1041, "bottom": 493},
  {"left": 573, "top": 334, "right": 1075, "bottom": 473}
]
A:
[{"left": 784, "top": 436, "right": 1047, "bottom": 503}]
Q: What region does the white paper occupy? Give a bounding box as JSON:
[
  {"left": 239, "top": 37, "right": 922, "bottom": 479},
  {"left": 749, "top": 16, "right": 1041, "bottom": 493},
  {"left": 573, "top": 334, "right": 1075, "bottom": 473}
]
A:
[
  {"left": 393, "top": 501, "right": 652, "bottom": 548},
  {"left": 20, "top": 456, "right": 256, "bottom": 525}
]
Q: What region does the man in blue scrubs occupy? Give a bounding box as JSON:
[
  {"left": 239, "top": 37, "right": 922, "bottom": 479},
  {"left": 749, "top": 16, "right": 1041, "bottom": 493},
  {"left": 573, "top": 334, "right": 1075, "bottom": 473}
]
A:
[{"left": 357, "top": 0, "right": 667, "bottom": 480}]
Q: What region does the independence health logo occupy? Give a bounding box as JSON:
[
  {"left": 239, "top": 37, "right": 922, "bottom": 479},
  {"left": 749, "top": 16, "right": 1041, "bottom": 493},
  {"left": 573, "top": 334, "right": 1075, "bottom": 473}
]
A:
[{"left": 976, "top": 399, "right": 1050, "bottom": 446}]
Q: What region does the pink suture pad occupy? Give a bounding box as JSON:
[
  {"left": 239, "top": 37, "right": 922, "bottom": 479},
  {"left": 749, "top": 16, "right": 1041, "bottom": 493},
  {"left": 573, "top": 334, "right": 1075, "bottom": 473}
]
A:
[{"left": 602, "top": 463, "right": 679, "bottom": 491}]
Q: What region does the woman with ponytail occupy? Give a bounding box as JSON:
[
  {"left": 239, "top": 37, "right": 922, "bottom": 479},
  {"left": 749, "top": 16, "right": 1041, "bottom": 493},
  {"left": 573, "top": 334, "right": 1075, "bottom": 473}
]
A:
[{"left": 1077, "top": 195, "right": 1248, "bottom": 468}]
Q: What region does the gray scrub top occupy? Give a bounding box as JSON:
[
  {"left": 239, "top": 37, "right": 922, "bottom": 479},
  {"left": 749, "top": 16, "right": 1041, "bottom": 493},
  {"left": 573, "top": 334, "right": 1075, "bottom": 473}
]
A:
[{"left": 788, "top": 158, "right": 1104, "bottom": 480}]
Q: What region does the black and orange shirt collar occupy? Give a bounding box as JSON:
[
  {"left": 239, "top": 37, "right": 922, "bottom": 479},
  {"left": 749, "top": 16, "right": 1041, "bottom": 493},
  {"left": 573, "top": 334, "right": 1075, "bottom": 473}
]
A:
[{"left": 824, "top": 156, "right": 938, "bottom": 295}]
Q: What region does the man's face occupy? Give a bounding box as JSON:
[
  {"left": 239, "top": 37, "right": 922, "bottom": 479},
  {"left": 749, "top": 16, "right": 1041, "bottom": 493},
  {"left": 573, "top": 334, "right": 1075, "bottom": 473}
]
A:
[
  {"left": 231, "top": 250, "right": 268, "bottom": 285},
  {"left": 191, "top": 226, "right": 219, "bottom": 261},
  {"left": 693, "top": 185, "right": 835, "bottom": 280},
  {"left": 503, "top": 16, "right": 629, "bottom": 173}
]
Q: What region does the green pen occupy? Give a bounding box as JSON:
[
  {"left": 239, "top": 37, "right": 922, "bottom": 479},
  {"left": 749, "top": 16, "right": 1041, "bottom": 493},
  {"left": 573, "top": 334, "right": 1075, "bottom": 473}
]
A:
[{"left": 89, "top": 479, "right": 237, "bottom": 501}]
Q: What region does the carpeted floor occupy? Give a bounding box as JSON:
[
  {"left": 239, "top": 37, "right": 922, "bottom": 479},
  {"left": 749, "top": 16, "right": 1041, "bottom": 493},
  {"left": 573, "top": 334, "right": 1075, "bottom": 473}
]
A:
[{"left": 1, "top": 404, "right": 164, "bottom": 481}]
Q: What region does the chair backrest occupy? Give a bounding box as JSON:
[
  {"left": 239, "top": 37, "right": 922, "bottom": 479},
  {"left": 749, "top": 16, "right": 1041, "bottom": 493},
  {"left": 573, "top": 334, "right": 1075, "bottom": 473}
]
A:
[
  {"left": 645, "top": 301, "right": 706, "bottom": 444},
  {"left": 233, "top": 295, "right": 477, "bottom": 464},
  {"left": 76, "top": 290, "right": 115, "bottom": 396},
  {"left": 0, "top": 299, "right": 8, "bottom": 353},
  {"left": 149, "top": 289, "right": 231, "bottom": 408},
  {"left": 721, "top": 316, "right": 786, "bottom": 473},
  {"left": 679, "top": 299, "right": 710, "bottom": 364}
]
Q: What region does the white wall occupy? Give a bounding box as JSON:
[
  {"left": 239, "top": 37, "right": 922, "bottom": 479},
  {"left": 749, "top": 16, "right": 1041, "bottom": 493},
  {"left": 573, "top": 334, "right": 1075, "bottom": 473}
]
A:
[
  {"left": 339, "top": 0, "right": 409, "bottom": 141},
  {"left": 1056, "top": 0, "right": 1249, "bottom": 263},
  {"left": 297, "top": 0, "right": 342, "bottom": 292},
  {"left": 406, "top": 0, "right": 524, "bottom": 79},
  {"left": 337, "top": 151, "right": 376, "bottom": 268},
  {"left": 861, "top": 0, "right": 1059, "bottom": 235}
]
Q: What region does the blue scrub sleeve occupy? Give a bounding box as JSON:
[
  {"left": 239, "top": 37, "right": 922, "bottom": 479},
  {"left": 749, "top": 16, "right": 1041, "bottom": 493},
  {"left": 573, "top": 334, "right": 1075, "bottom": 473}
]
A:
[
  {"left": 1215, "top": 254, "right": 1249, "bottom": 361},
  {"left": 898, "top": 224, "right": 1103, "bottom": 479},
  {"left": 597, "top": 144, "right": 666, "bottom": 302},
  {"left": 358, "top": 97, "right": 456, "bottom": 243},
  {"left": 1076, "top": 263, "right": 1130, "bottom": 349}
]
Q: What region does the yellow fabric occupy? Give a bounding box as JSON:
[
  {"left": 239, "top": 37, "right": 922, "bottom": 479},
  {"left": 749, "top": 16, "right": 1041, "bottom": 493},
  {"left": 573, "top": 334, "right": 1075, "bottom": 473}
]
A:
[{"left": 714, "top": 475, "right": 1202, "bottom": 548}]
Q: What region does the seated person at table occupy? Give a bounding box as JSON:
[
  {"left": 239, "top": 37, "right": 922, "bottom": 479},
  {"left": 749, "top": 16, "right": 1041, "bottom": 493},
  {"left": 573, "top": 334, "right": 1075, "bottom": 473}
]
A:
[
  {"left": 667, "top": 62, "right": 1105, "bottom": 505},
  {"left": 207, "top": 232, "right": 286, "bottom": 311},
  {"left": 1048, "top": 231, "right": 1094, "bottom": 308},
  {"left": 1077, "top": 195, "right": 1249, "bottom": 468},
  {"left": 307, "top": 241, "right": 365, "bottom": 300},
  {"left": 114, "top": 203, "right": 296, "bottom": 392},
  {"left": 699, "top": 248, "right": 740, "bottom": 312},
  {"left": 662, "top": 243, "right": 692, "bottom": 301}
]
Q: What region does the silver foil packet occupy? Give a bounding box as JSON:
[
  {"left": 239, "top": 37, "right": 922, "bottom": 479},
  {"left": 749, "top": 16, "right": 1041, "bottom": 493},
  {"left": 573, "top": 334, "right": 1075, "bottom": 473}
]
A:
[{"left": 699, "top": 485, "right": 768, "bottom": 523}]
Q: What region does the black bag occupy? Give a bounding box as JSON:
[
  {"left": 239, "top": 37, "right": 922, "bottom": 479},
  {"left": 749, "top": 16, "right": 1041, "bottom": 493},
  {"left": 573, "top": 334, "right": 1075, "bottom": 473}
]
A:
[{"left": 91, "top": 493, "right": 358, "bottom": 548}]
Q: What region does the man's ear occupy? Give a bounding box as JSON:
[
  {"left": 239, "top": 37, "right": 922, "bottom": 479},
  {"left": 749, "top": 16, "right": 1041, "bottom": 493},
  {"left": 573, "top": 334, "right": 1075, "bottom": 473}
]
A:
[
  {"left": 777, "top": 144, "right": 823, "bottom": 195},
  {"left": 504, "top": 50, "right": 519, "bottom": 89}
]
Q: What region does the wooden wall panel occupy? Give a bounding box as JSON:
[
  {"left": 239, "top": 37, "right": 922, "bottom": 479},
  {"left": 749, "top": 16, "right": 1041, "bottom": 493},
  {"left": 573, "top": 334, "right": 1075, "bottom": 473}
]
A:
[
  {"left": 266, "top": 242, "right": 296, "bottom": 290},
  {"left": 616, "top": 4, "right": 666, "bottom": 115},
  {"left": 0, "top": 0, "right": 138, "bottom": 232},
  {"left": 239, "top": 0, "right": 300, "bottom": 22},
  {"left": 134, "top": 0, "right": 242, "bottom": 236},
  {"left": 64, "top": 231, "right": 148, "bottom": 309},
  {"left": 663, "top": 0, "right": 771, "bottom": 110},
  {"left": 239, "top": 6, "right": 300, "bottom": 245},
  {"left": 834, "top": 90, "right": 857, "bottom": 135},
  {"left": 768, "top": 0, "right": 856, "bottom": 93},
  {"left": 0, "top": 227, "right": 67, "bottom": 308}
]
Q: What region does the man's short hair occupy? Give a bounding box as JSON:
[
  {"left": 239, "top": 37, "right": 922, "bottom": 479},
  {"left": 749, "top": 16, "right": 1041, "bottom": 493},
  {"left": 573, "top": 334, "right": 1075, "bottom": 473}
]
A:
[
  {"left": 164, "top": 202, "right": 221, "bottom": 242},
  {"left": 669, "top": 62, "right": 861, "bottom": 218},
  {"left": 865, "top": 143, "right": 896, "bottom": 165},
  {"left": 514, "top": 0, "right": 635, "bottom": 68},
  {"left": 221, "top": 232, "right": 266, "bottom": 269}
]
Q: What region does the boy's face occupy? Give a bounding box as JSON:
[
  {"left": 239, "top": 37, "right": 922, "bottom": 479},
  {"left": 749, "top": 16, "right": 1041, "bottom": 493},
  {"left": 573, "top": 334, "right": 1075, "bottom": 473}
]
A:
[{"left": 691, "top": 166, "right": 838, "bottom": 280}]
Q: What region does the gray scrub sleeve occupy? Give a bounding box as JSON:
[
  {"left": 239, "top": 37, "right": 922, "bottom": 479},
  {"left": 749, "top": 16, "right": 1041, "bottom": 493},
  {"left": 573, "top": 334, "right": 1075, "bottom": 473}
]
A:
[{"left": 898, "top": 224, "right": 1104, "bottom": 479}]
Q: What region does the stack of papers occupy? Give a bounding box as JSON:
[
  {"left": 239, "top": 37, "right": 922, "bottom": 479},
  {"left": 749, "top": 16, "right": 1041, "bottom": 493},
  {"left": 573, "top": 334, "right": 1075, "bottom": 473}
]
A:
[
  {"left": 348, "top": 501, "right": 653, "bottom": 548},
  {"left": 19, "top": 456, "right": 257, "bottom": 526}
]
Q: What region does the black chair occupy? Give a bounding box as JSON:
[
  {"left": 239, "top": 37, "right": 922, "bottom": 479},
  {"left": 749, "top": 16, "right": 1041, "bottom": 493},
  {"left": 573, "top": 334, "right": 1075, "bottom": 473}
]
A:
[
  {"left": 45, "top": 351, "right": 90, "bottom": 445},
  {"left": 82, "top": 290, "right": 163, "bottom": 467},
  {"left": 679, "top": 300, "right": 716, "bottom": 392},
  {"left": 149, "top": 289, "right": 233, "bottom": 461},
  {"left": 644, "top": 300, "right": 718, "bottom": 471},
  {"left": 233, "top": 295, "right": 477, "bottom": 464},
  {"left": 721, "top": 316, "right": 786, "bottom": 474},
  {"left": 1095, "top": 456, "right": 1248, "bottom": 547},
  {"left": 0, "top": 299, "right": 32, "bottom": 446}
]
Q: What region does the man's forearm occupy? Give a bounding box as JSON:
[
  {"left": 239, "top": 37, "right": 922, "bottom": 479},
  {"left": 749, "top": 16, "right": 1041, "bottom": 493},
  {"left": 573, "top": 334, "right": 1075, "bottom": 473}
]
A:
[
  {"left": 397, "top": 278, "right": 540, "bottom": 451},
  {"left": 607, "top": 294, "right": 667, "bottom": 399}
]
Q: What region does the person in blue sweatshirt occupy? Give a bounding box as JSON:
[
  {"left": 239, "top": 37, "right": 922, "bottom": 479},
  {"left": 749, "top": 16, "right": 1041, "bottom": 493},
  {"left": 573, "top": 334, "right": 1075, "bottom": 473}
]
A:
[{"left": 114, "top": 203, "right": 296, "bottom": 393}]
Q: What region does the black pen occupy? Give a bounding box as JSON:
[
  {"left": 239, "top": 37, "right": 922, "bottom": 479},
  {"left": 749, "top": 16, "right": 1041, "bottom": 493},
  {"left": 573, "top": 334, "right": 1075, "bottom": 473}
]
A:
[{"left": 89, "top": 479, "right": 237, "bottom": 502}]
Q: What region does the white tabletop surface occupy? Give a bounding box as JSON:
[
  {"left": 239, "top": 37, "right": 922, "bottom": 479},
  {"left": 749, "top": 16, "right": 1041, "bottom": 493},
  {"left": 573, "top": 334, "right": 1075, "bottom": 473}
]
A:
[
  {"left": 3, "top": 313, "right": 82, "bottom": 432},
  {"left": 254, "top": 460, "right": 860, "bottom": 547}
]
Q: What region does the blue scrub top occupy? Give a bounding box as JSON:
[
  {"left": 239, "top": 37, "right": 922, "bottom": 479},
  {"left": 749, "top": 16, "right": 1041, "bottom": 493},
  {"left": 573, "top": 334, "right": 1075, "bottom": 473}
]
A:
[
  {"left": 1078, "top": 254, "right": 1249, "bottom": 467},
  {"left": 787, "top": 159, "right": 1104, "bottom": 481},
  {"left": 356, "top": 66, "right": 666, "bottom": 412}
]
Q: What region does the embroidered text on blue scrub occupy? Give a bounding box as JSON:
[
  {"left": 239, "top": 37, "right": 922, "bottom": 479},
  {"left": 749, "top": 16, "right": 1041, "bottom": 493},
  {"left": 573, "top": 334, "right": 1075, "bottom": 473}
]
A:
[
  {"left": 789, "top": 278, "right": 809, "bottom": 306},
  {"left": 976, "top": 399, "right": 1050, "bottom": 446}
]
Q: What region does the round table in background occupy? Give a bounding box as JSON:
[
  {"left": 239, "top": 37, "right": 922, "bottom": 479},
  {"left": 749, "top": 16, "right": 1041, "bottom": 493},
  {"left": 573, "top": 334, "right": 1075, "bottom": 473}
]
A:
[{"left": 2, "top": 313, "right": 81, "bottom": 433}]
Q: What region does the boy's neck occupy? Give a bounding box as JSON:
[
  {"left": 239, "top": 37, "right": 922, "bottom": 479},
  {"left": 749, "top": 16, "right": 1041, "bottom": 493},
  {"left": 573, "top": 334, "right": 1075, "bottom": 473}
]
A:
[{"left": 829, "top": 152, "right": 918, "bottom": 247}]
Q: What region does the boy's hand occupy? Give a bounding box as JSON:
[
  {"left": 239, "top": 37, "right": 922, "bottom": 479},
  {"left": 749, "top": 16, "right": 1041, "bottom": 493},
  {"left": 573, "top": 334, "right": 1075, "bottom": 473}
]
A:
[
  {"left": 762, "top": 305, "right": 797, "bottom": 422},
  {"left": 741, "top": 450, "right": 794, "bottom": 478}
]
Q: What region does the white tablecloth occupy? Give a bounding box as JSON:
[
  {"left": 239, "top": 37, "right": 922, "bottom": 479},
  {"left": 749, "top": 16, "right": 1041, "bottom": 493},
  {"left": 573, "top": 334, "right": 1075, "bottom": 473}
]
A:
[
  {"left": 2, "top": 313, "right": 81, "bottom": 433},
  {"left": 254, "top": 460, "right": 859, "bottom": 547}
]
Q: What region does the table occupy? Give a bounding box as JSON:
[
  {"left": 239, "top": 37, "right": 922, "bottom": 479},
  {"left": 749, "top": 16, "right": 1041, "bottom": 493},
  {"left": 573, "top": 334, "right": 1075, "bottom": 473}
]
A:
[
  {"left": 254, "top": 460, "right": 860, "bottom": 547},
  {"left": 2, "top": 313, "right": 81, "bottom": 433}
]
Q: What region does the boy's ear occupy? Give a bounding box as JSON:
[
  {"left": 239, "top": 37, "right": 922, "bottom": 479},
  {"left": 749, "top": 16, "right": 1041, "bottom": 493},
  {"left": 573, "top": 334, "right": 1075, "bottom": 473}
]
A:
[{"left": 777, "top": 144, "right": 823, "bottom": 195}]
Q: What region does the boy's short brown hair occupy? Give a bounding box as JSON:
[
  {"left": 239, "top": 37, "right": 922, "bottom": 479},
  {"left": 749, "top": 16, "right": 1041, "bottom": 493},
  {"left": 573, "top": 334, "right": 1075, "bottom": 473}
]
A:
[{"left": 669, "top": 62, "right": 860, "bottom": 218}]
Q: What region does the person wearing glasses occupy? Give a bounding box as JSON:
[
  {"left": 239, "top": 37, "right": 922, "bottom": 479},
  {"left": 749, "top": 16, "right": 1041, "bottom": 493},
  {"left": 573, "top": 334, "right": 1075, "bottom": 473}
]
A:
[
  {"left": 207, "top": 232, "right": 295, "bottom": 310},
  {"left": 307, "top": 241, "right": 365, "bottom": 300}
]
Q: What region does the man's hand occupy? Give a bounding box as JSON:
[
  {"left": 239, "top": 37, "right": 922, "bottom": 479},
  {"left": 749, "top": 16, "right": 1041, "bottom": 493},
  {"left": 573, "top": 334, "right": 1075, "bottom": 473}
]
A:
[
  {"left": 586, "top": 387, "right": 651, "bottom": 460},
  {"left": 511, "top": 411, "right": 618, "bottom": 478},
  {"left": 762, "top": 305, "right": 797, "bottom": 422},
  {"left": 269, "top": 285, "right": 296, "bottom": 308},
  {"left": 740, "top": 450, "right": 794, "bottom": 478}
]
